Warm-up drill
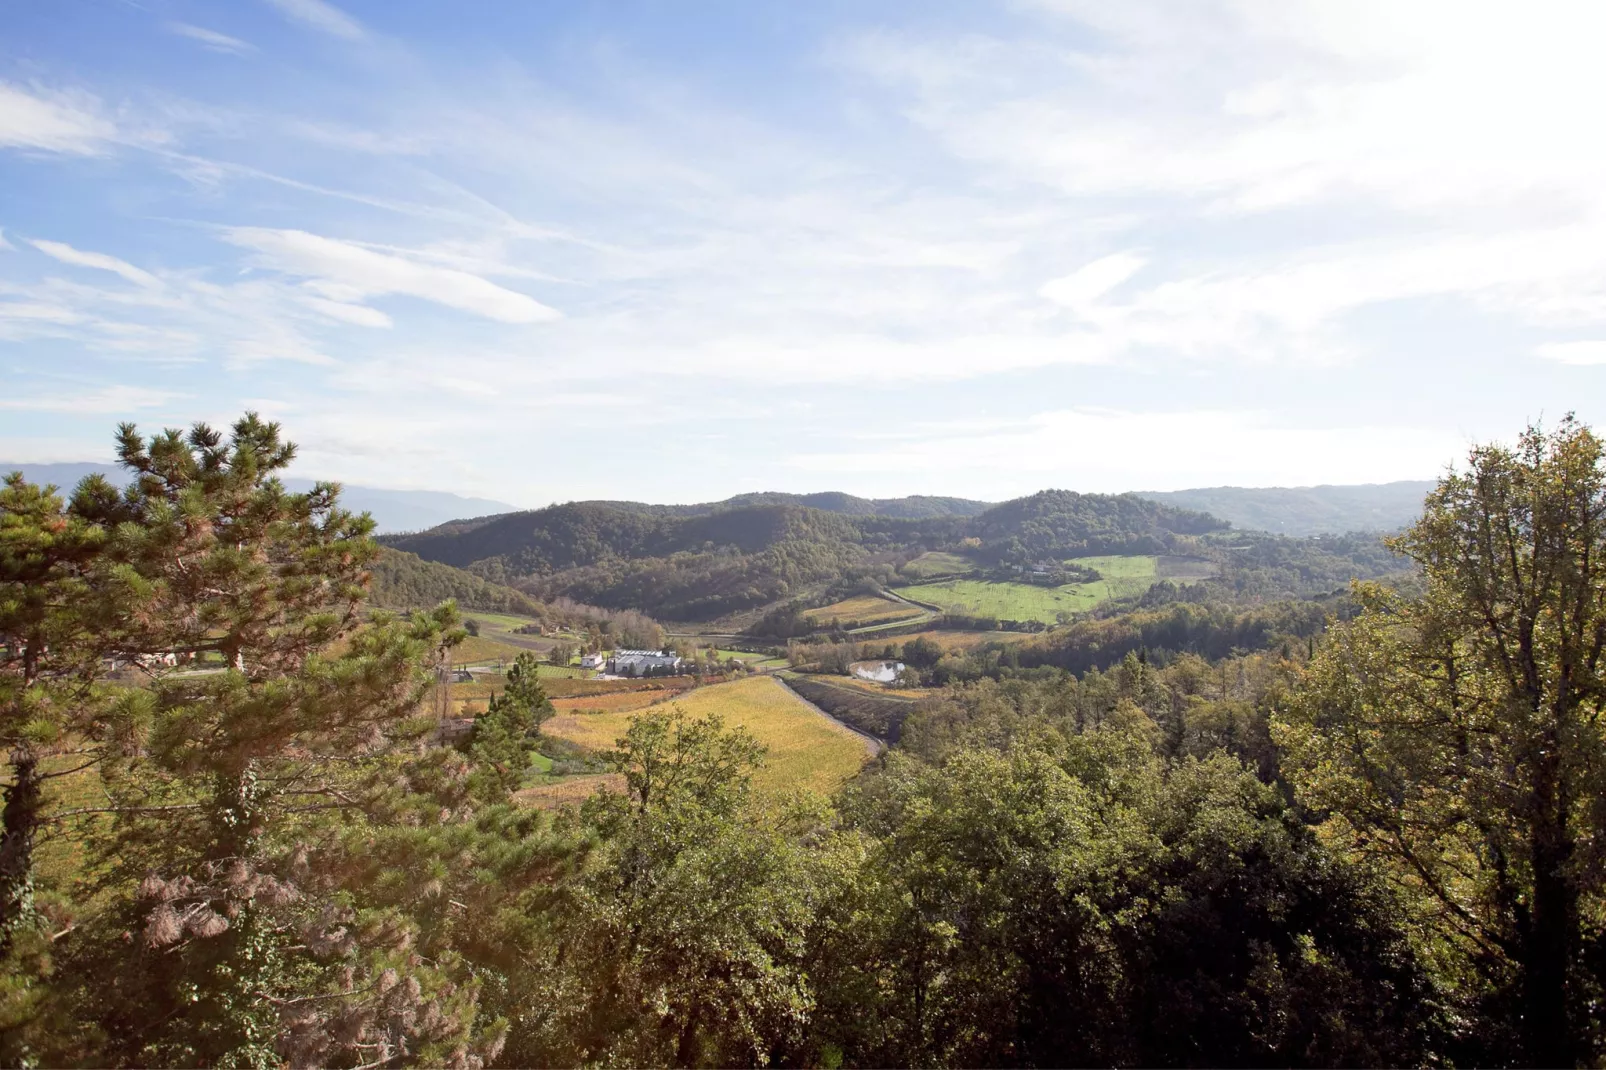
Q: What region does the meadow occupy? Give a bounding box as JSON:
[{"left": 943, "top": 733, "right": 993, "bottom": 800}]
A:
[
  {"left": 893, "top": 554, "right": 1211, "bottom": 623},
  {"left": 541, "top": 675, "right": 873, "bottom": 796},
  {"left": 898, "top": 551, "right": 976, "bottom": 580},
  {"left": 894, "top": 578, "right": 1103, "bottom": 623}
]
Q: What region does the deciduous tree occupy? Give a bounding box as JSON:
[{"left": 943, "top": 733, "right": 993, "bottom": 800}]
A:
[{"left": 1278, "top": 416, "right": 1606, "bottom": 1065}]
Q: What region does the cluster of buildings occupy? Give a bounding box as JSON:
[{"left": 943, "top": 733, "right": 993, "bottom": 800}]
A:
[{"left": 604, "top": 649, "right": 684, "bottom": 677}]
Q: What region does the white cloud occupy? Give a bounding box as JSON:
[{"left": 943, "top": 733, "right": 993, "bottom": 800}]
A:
[
  {"left": 302, "top": 295, "right": 393, "bottom": 328},
  {"left": 1535, "top": 340, "right": 1606, "bottom": 366},
  {"left": 1040, "top": 252, "right": 1146, "bottom": 313},
  {"left": 168, "top": 23, "right": 255, "bottom": 54},
  {"left": 0, "top": 83, "right": 117, "bottom": 155},
  {"left": 0, "top": 384, "right": 180, "bottom": 413},
  {"left": 222, "top": 228, "right": 561, "bottom": 324},
  {"left": 789, "top": 408, "right": 1464, "bottom": 491},
  {"left": 30, "top": 239, "right": 163, "bottom": 288},
  {"left": 262, "top": 0, "right": 365, "bottom": 41}
]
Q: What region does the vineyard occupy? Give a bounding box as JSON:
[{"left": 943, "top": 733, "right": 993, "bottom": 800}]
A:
[{"left": 542, "top": 675, "right": 873, "bottom": 796}]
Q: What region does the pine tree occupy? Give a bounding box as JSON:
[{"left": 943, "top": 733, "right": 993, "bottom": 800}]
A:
[{"left": 47, "top": 415, "right": 495, "bottom": 1067}]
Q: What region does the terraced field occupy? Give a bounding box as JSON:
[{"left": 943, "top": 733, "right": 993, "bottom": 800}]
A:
[
  {"left": 804, "top": 593, "right": 925, "bottom": 627},
  {"left": 542, "top": 675, "right": 872, "bottom": 796}
]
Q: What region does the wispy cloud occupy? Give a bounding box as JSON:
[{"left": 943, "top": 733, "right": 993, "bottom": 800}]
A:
[
  {"left": 0, "top": 83, "right": 118, "bottom": 155},
  {"left": 0, "top": 384, "right": 181, "bottom": 413},
  {"left": 222, "top": 228, "right": 562, "bottom": 324},
  {"left": 30, "top": 240, "right": 163, "bottom": 288},
  {"left": 1535, "top": 341, "right": 1606, "bottom": 366},
  {"left": 262, "top": 0, "right": 364, "bottom": 41},
  {"left": 789, "top": 408, "right": 1466, "bottom": 491},
  {"left": 167, "top": 22, "right": 255, "bottom": 55}
]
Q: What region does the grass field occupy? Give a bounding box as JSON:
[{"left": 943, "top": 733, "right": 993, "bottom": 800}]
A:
[
  {"left": 899, "top": 551, "right": 976, "bottom": 580},
  {"left": 542, "top": 676, "right": 873, "bottom": 797},
  {"left": 895, "top": 578, "right": 1102, "bottom": 623},
  {"left": 1063, "top": 554, "right": 1160, "bottom": 603},
  {"left": 452, "top": 634, "right": 541, "bottom": 665},
  {"left": 894, "top": 554, "right": 1210, "bottom": 623},
  {"left": 804, "top": 593, "right": 925, "bottom": 627}
]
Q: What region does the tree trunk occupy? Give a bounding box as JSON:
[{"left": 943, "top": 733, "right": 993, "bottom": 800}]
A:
[
  {"left": 1524, "top": 802, "right": 1579, "bottom": 1066},
  {"left": 0, "top": 750, "right": 42, "bottom": 955}
]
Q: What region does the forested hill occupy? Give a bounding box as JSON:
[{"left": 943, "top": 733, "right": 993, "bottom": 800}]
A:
[
  {"left": 1137, "top": 480, "right": 1437, "bottom": 536},
  {"left": 367, "top": 548, "right": 546, "bottom": 616},
  {"left": 388, "top": 492, "right": 1225, "bottom": 574},
  {"left": 383, "top": 491, "right": 1233, "bottom": 620}
]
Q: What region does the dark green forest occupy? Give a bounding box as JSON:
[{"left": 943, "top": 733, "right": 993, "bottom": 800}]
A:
[{"left": 4, "top": 414, "right": 1606, "bottom": 1067}]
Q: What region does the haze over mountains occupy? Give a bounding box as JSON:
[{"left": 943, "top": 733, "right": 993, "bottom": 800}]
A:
[
  {"left": 4, "top": 462, "right": 1434, "bottom": 539},
  {"left": 2, "top": 463, "right": 520, "bottom": 535}
]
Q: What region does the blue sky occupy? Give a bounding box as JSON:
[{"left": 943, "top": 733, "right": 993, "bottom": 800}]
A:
[{"left": 2, "top": 0, "right": 1603, "bottom": 506}]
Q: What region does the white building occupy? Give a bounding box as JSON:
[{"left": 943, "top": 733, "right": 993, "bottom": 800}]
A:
[
  {"left": 579, "top": 652, "right": 605, "bottom": 670},
  {"left": 607, "top": 649, "right": 684, "bottom": 677}
]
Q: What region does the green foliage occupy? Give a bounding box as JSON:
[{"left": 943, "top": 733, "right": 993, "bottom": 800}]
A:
[
  {"left": 1277, "top": 416, "right": 1606, "bottom": 1066},
  {"left": 517, "top": 710, "right": 824, "bottom": 1066},
  {"left": 468, "top": 653, "right": 553, "bottom": 800},
  {"left": 812, "top": 734, "right": 1433, "bottom": 1067}
]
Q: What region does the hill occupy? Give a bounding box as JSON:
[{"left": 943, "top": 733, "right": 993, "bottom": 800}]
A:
[
  {"left": 367, "top": 548, "right": 546, "bottom": 617},
  {"left": 0, "top": 462, "right": 518, "bottom": 534},
  {"left": 385, "top": 491, "right": 1243, "bottom": 623},
  {"left": 1136, "top": 481, "right": 1436, "bottom": 536}
]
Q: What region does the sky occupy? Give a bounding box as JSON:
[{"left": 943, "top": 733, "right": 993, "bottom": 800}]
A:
[{"left": 2, "top": 0, "right": 1604, "bottom": 507}]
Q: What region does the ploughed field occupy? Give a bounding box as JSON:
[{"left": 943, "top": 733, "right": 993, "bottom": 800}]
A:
[{"left": 536, "top": 675, "right": 873, "bottom": 799}]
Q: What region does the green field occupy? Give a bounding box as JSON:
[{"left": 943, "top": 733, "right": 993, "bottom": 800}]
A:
[
  {"left": 896, "top": 554, "right": 1207, "bottom": 623},
  {"left": 895, "top": 578, "right": 1103, "bottom": 623},
  {"left": 900, "top": 551, "right": 976, "bottom": 580},
  {"left": 1064, "top": 554, "right": 1159, "bottom": 602}
]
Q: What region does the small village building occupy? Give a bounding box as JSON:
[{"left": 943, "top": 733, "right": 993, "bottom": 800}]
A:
[{"left": 579, "top": 652, "right": 605, "bottom": 670}]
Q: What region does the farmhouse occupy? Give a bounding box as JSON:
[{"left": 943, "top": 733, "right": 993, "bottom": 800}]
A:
[
  {"left": 607, "top": 649, "right": 683, "bottom": 677},
  {"left": 579, "top": 652, "right": 605, "bottom": 670}
]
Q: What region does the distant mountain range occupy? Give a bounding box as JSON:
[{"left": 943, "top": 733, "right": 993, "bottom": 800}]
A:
[
  {"left": 1133, "top": 481, "right": 1436, "bottom": 537},
  {"left": 3, "top": 462, "right": 1436, "bottom": 538},
  {"left": 0, "top": 462, "right": 519, "bottom": 535}
]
